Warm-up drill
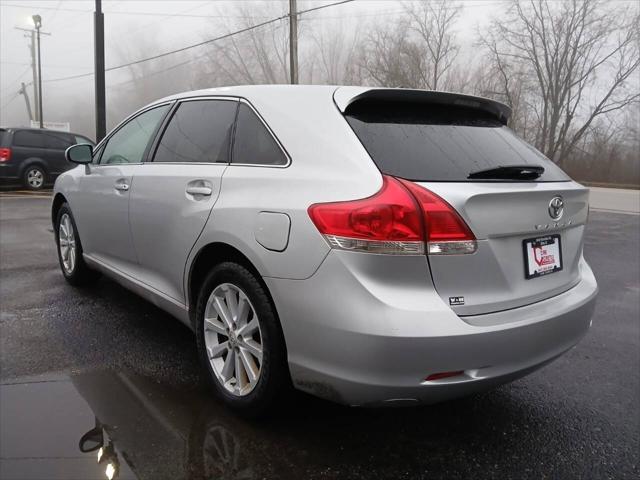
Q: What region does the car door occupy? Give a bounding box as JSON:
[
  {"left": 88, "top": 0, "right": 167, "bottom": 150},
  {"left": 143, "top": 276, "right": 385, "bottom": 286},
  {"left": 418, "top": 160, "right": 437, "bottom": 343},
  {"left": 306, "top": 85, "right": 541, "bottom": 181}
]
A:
[
  {"left": 128, "top": 97, "right": 238, "bottom": 303},
  {"left": 72, "top": 103, "right": 171, "bottom": 272}
]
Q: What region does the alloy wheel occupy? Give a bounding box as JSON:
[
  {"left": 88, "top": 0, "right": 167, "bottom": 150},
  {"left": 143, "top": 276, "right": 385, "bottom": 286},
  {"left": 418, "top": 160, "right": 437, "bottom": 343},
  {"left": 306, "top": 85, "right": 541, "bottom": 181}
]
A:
[
  {"left": 58, "top": 213, "right": 76, "bottom": 274},
  {"left": 26, "top": 168, "right": 44, "bottom": 189},
  {"left": 204, "top": 283, "right": 263, "bottom": 396}
]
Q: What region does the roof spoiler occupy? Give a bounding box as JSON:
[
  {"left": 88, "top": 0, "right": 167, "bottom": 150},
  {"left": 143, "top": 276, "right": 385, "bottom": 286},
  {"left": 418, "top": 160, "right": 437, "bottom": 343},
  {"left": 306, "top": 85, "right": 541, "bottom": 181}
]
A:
[{"left": 333, "top": 87, "right": 511, "bottom": 125}]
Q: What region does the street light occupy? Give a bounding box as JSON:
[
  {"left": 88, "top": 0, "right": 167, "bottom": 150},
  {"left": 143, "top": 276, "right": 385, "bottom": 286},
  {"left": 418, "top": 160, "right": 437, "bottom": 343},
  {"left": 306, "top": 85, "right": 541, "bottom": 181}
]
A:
[{"left": 32, "top": 14, "right": 43, "bottom": 128}]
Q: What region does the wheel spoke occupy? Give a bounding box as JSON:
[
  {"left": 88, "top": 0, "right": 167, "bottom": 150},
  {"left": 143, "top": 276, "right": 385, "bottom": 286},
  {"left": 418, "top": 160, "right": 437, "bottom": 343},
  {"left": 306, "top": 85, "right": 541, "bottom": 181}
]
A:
[
  {"left": 221, "top": 350, "right": 235, "bottom": 382},
  {"left": 238, "top": 318, "right": 258, "bottom": 337},
  {"left": 213, "top": 296, "right": 234, "bottom": 330},
  {"left": 239, "top": 348, "right": 259, "bottom": 383},
  {"left": 59, "top": 238, "right": 69, "bottom": 248},
  {"left": 207, "top": 341, "right": 228, "bottom": 359},
  {"left": 236, "top": 293, "right": 250, "bottom": 328},
  {"left": 239, "top": 338, "right": 262, "bottom": 362},
  {"left": 68, "top": 246, "right": 75, "bottom": 271},
  {"left": 204, "top": 317, "right": 227, "bottom": 336},
  {"left": 235, "top": 350, "right": 245, "bottom": 391},
  {"left": 224, "top": 286, "right": 239, "bottom": 323}
]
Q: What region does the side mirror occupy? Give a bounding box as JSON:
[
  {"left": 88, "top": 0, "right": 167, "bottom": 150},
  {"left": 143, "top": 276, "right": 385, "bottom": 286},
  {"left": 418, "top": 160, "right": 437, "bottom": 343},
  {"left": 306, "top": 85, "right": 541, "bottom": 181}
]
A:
[{"left": 66, "top": 144, "right": 93, "bottom": 164}]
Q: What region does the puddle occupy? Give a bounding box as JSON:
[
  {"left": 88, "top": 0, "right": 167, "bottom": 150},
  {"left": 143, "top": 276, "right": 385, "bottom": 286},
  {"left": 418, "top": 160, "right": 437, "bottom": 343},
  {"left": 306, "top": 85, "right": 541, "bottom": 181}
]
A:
[
  {"left": 0, "top": 368, "right": 593, "bottom": 480},
  {"left": 0, "top": 371, "right": 278, "bottom": 480}
]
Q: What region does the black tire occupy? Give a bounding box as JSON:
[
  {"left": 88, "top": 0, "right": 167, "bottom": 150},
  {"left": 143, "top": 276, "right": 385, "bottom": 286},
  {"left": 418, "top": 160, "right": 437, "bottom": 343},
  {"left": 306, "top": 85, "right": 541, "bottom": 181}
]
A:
[
  {"left": 195, "top": 262, "right": 290, "bottom": 417},
  {"left": 55, "top": 203, "right": 100, "bottom": 286},
  {"left": 23, "top": 165, "right": 46, "bottom": 190}
]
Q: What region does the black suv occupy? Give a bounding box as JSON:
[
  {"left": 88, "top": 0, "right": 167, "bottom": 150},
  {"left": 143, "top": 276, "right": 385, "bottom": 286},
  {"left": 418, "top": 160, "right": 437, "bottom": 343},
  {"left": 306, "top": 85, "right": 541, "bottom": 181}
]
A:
[{"left": 0, "top": 127, "right": 94, "bottom": 190}]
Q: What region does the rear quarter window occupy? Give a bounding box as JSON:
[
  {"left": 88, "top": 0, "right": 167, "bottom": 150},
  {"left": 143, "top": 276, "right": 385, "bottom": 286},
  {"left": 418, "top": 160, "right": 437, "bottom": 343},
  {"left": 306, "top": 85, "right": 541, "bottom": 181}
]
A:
[
  {"left": 13, "top": 130, "right": 46, "bottom": 148},
  {"left": 344, "top": 102, "right": 570, "bottom": 182},
  {"left": 231, "top": 103, "right": 287, "bottom": 166}
]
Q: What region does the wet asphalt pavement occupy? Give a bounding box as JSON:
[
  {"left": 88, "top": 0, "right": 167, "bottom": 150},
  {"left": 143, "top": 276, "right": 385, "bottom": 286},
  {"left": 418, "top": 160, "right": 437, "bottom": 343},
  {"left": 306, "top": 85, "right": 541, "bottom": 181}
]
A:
[{"left": 0, "top": 195, "right": 638, "bottom": 480}]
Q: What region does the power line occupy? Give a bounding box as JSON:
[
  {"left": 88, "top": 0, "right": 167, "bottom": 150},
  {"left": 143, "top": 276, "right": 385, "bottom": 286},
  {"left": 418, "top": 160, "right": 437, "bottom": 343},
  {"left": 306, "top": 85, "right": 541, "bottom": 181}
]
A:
[{"left": 41, "top": 0, "right": 355, "bottom": 85}]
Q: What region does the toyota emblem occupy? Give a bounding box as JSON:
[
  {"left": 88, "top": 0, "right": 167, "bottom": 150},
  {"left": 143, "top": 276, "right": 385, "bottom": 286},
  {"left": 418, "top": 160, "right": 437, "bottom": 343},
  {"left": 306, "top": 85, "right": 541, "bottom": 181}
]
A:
[{"left": 548, "top": 196, "right": 564, "bottom": 220}]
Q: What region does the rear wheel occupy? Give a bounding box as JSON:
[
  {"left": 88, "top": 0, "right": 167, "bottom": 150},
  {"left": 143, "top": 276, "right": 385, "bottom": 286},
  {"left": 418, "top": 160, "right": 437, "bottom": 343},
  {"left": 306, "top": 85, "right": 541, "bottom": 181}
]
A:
[
  {"left": 23, "top": 165, "right": 46, "bottom": 190},
  {"left": 55, "top": 203, "right": 99, "bottom": 286},
  {"left": 195, "top": 262, "right": 289, "bottom": 416}
]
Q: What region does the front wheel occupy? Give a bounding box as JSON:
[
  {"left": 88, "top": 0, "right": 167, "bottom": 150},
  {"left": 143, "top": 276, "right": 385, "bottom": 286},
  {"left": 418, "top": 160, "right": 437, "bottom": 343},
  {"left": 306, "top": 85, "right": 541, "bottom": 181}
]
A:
[
  {"left": 55, "top": 203, "right": 99, "bottom": 286},
  {"left": 195, "top": 262, "right": 289, "bottom": 416}
]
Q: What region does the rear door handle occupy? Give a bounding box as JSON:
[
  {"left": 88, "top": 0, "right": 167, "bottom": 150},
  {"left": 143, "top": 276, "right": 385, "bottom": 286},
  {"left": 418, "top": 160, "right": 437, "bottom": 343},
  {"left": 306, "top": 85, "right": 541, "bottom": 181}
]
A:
[{"left": 186, "top": 186, "right": 212, "bottom": 196}]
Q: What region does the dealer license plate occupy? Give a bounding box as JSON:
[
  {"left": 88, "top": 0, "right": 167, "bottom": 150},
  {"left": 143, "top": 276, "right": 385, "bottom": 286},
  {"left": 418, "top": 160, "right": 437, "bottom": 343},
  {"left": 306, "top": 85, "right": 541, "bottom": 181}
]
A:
[{"left": 523, "top": 235, "right": 563, "bottom": 279}]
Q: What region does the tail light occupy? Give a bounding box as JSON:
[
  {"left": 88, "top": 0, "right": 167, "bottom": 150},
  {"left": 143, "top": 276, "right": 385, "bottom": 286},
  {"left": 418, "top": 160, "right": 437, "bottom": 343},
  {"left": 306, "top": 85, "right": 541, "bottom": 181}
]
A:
[
  {"left": 0, "top": 148, "right": 11, "bottom": 162},
  {"left": 308, "top": 175, "right": 477, "bottom": 255},
  {"left": 397, "top": 178, "right": 477, "bottom": 255}
]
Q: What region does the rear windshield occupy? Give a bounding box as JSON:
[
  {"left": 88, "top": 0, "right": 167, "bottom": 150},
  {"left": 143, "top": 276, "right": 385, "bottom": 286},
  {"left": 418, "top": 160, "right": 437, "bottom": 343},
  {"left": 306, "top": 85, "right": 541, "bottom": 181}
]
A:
[{"left": 344, "top": 102, "right": 570, "bottom": 182}]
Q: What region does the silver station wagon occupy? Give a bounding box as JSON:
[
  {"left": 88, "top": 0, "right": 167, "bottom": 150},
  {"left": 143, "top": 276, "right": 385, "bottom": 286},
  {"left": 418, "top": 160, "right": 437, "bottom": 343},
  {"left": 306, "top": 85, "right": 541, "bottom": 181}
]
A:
[{"left": 54, "top": 85, "right": 598, "bottom": 415}]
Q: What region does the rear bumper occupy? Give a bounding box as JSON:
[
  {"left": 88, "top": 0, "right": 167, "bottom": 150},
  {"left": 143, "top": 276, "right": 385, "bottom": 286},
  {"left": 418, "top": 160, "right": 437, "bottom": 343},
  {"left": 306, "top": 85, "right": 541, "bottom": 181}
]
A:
[{"left": 265, "top": 252, "right": 598, "bottom": 406}]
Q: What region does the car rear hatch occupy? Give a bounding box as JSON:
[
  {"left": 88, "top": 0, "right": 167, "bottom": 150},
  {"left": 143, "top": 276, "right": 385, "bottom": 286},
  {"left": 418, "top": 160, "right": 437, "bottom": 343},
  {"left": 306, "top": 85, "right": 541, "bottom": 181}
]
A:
[{"left": 335, "top": 87, "right": 589, "bottom": 316}]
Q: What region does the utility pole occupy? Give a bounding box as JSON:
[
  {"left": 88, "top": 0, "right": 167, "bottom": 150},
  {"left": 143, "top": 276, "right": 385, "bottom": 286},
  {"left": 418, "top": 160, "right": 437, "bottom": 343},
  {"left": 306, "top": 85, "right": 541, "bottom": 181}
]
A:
[
  {"left": 288, "top": 0, "right": 298, "bottom": 84},
  {"left": 94, "top": 0, "right": 106, "bottom": 142},
  {"left": 15, "top": 26, "right": 49, "bottom": 123},
  {"left": 19, "top": 82, "right": 34, "bottom": 121},
  {"left": 30, "top": 31, "right": 39, "bottom": 123},
  {"left": 33, "top": 15, "right": 43, "bottom": 128}
]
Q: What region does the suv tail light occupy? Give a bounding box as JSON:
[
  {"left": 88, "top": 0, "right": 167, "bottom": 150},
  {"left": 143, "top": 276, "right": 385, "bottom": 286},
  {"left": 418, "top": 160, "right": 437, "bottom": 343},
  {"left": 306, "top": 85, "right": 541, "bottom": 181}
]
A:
[
  {"left": 0, "top": 148, "right": 11, "bottom": 162},
  {"left": 397, "top": 178, "right": 477, "bottom": 255},
  {"left": 308, "top": 175, "right": 477, "bottom": 255}
]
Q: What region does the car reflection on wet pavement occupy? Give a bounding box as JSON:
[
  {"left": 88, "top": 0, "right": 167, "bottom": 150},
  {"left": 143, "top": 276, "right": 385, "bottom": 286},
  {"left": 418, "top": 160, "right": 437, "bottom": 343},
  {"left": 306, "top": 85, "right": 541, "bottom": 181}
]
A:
[{"left": 1, "top": 371, "right": 261, "bottom": 480}]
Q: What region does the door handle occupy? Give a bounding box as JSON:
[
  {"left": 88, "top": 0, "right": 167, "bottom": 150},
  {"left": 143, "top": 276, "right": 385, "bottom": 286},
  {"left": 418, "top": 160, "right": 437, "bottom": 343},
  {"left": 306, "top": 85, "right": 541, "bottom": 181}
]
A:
[
  {"left": 186, "top": 186, "right": 212, "bottom": 196},
  {"left": 114, "top": 182, "right": 129, "bottom": 191}
]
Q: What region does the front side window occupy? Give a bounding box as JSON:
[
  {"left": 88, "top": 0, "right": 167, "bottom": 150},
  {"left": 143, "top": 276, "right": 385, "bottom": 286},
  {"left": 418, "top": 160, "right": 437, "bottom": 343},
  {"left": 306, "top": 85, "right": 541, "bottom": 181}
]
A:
[
  {"left": 153, "top": 100, "right": 237, "bottom": 163},
  {"left": 43, "top": 131, "right": 74, "bottom": 150},
  {"left": 232, "top": 103, "right": 287, "bottom": 166},
  {"left": 100, "top": 104, "right": 170, "bottom": 165}
]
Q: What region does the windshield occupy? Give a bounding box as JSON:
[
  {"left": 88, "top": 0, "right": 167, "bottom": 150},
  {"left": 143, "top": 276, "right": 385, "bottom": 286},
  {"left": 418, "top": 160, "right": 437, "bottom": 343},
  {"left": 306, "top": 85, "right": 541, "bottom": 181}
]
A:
[{"left": 345, "top": 102, "right": 570, "bottom": 182}]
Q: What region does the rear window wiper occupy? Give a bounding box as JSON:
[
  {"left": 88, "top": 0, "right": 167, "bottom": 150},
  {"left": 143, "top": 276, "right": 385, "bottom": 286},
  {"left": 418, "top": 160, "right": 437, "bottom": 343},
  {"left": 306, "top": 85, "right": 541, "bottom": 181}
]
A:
[{"left": 467, "top": 165, "right": 544, "bottom": 180}]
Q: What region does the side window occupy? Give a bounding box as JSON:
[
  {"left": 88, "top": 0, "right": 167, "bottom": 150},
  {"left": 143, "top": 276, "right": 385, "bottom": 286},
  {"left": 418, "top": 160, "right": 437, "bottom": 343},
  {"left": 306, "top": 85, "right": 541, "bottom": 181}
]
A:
[
  {"left": 100, "top": 104, "right": 170, "bottom": 164},
  {"left": 43, "top": 131, "right": 74, "bottom": 150},
  {"left": 13, "top": 130, "right": 46, "bottom": 148},
  {"left": 74, "top": 135, "right": 95, "bottom": 146},
  {"left": 153, "top": 99, "right": 237, "bottom": 163},
  {"left": 232, "top": 103, "right": 287, "bottom": 166}
]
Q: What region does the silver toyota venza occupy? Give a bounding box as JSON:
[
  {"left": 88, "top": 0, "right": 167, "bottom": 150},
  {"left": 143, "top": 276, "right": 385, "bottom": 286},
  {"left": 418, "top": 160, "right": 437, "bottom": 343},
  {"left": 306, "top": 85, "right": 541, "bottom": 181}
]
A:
[{"left": 53, "top": 86, "right": 598, "bottom": 415}]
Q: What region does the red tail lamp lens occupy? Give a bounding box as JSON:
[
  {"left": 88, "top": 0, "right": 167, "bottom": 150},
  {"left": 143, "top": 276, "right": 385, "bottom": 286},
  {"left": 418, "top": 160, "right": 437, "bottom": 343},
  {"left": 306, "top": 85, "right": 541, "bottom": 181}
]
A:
[
  {"left": 0, "top": 148, "right": 11, "bottom": 162},
  {"left": 308, "top": 176, "right": 423, "bottom": 241},
  {"left": 397, "top": 179, "right": 476, "bottom": 242}
]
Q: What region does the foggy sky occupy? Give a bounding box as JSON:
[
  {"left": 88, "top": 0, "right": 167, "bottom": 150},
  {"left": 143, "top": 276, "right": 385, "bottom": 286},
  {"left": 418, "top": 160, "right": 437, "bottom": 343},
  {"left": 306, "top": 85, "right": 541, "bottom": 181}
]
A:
[{"left": 0, "top": 0, "right": 635, "bottom": 138}]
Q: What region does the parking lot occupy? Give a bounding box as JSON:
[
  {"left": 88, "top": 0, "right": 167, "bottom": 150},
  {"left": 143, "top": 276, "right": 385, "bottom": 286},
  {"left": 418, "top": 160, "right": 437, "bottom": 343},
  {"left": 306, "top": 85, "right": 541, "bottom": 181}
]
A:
[{"left": 0, "top": 192, "right": 638, "bottom": 479}]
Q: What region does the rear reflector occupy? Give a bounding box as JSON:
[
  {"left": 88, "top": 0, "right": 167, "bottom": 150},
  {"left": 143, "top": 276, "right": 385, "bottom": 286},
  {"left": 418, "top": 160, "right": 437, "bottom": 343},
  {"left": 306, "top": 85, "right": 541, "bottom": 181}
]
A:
[
  {"left": 308, "top": 175, "right": 477, "bottom": 255},
  {"left": 0, "top": 148, "right": 11, "bottom": 162},
  {"left": 425, "top": 371, "right": 464, "bottom": 381}
]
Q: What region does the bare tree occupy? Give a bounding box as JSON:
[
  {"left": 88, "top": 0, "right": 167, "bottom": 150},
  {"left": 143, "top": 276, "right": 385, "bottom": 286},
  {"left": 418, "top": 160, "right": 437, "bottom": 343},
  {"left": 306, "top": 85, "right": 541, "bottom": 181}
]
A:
[
  {"left": 309, "top": 19, "right": 366, "bottom": 85},
  {"left": 482, "top": 0, "right": 640, "bottom": 164},
  {"left": 360, "top": 18, "right": 426, "bottom": 88},
  {"left": 194, "top": 2, "right": 292, "bottom": 87},
  {"left": 403, "top": 0, "right": 461, "bottom": 90}
]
